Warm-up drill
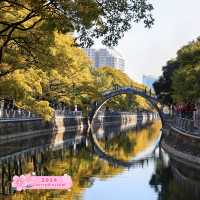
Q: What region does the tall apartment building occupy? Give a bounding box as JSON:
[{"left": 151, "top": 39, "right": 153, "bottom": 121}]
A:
[{"left": 84, "top": 48, "right": 125, "bottom": 71}]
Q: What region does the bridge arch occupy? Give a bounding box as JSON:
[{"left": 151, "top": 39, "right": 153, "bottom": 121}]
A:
[
  {"left": 89, "top": 87, "right": 164, "bottom": 127},
  {"left": 88, "top": 87, "right": 164, "bottom": 168}
]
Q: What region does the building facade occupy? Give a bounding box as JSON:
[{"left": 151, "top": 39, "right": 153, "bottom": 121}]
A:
[
  {"left": 84, "top": 48, "right": 125, "bottom": 71},
  {"left": 84, "top": 48, "right": 97, "bottom": 67}
]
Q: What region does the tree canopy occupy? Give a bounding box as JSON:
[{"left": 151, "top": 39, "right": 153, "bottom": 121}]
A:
[
  {"left": 0, "top": 33, "right": 93, "bottom": 120},
  {"left": 153, "top": 60, "right": 180, "bottom": 106},
  {"left": 0, "top": 0, "right": 154, "bottom": 77},
  {"left": 154, "top": 36, "right": 200, "bottom": 105},
  {"left": 172, "top": 37, "right": 200, "bottom": 102},
  {"left": 0, "top": 0, "right": 155, "bottom": 119}
]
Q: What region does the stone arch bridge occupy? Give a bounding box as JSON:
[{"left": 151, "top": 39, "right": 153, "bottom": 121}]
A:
[
  {"left": 89, "top": 87, "right": 165, "bottom": 126},
  {"left": 88, "top": 86, "right": 165, "bottom": 168}
]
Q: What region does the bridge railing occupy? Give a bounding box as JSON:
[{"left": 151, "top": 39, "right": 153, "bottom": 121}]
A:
[
  {"left": 102, "top": 86, "right": 157, "bottom": 99},
  {"left": 0, "top": 108, "right": 83, "bottom": 120},
  {"left": 0, "top": 108, "right": 39, "bottom": 120},
  {"left": 54, "top": 110, "right": 82, "bottom": 117},
  {"left": 172, "top": 117, "right": 195, "bottom": 133}
]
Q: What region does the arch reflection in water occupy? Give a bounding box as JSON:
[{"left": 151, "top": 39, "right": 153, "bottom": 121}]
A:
[
  {"left": 1, "top": 119, "right": 162, "bottom": 199},
  {"left": 1, "top": 120, "right": 200, "bottom": 199},
  {"left": 90, "top": 116, "right": 162, "bottom": 168}
]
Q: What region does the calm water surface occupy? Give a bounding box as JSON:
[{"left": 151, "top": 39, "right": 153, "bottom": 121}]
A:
[{"left": 0, "top": 120, "right": 199, "bottom": 200}]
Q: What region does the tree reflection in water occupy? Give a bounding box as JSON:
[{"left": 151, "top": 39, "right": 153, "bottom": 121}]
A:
[
  {"left": 149, "top": 159, "right": 173, "bottom": 200},
  {"left": 93, "top": 121, "right": 161, "bottom": 162},
  {"left": 1, "top": 120, "right": 200, "bottom": 200}
]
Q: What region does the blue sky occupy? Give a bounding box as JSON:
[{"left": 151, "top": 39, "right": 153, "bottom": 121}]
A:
[{"left": 95, "top": 0, "right": 200, "bottom": 83}]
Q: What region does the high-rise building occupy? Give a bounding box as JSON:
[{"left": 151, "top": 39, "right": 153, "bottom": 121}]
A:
[
  {"left": 84, "top": 48, "right": 97, "bottom": 67},
  {"left": 84, "top": 48, "right": 125, "bottom": 71},
  {"left": 142, "top": 75, "right": 157, "bottom": 90}
]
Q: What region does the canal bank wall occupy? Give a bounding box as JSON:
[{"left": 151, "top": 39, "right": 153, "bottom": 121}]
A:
[
  {"left": 0, "top": 112, "right": 158, "bottom": 142},
  {"left": 161, "top": 126, "right": 200, "bottom": 199},
  {"left": 161, "top": 124, "right": 200, "bottom": 169}
]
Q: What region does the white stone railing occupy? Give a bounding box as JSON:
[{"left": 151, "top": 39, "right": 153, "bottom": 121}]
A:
[
  {"left": 0, "top": 108, "right": 38, "bottom": 120},
  {"left": 172, "top": 117, "right": 196, "bottom": 133},
  {"left": 54, "top": 110, "right": 82, "bottom": 117},
  {"left": 0, "top": 108, "right": 83, "bottom": 120}
]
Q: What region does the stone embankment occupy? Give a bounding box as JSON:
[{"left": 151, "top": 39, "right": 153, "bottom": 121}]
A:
[
  {"left": 162, "top": 123, "right": 200, "bottom": 168},
  {"left": 0, "top": 112, "right": 158, "bottom": 142}
]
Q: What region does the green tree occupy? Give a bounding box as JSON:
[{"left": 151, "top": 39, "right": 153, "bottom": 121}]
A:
[
  {"left": 0, "top": 68, "right": 53, "bottom": 120},
  {"left": 172, "top": 38, "right": 200, "bottom": 102},
  {"left": 0, "top": 33, "right": 94, "bottom": 119},
  {"left": 154, "top": 36, "right": 200, "bottom": 105},
  {"left": 153, "top": 60, "right": 180, "bottom": 106}
]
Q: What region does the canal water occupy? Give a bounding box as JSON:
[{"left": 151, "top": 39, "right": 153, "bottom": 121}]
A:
[{"left": 0, "top": 120, "right": 200, "bottom": 200}]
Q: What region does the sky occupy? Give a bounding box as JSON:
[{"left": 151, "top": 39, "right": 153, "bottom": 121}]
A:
[{"left": 95, "top": 0, "right": 200, "bottom": 83}]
